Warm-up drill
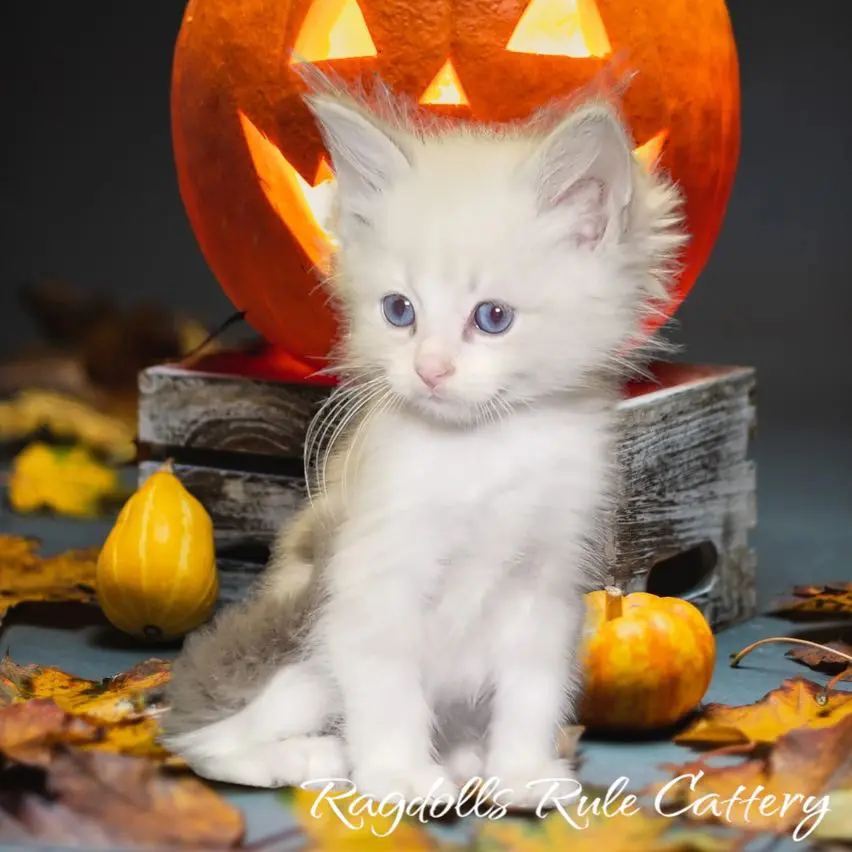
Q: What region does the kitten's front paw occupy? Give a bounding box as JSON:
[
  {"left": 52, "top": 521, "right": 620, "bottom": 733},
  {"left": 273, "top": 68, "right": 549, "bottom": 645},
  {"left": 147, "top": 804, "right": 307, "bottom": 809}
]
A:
[
  {"left": 487, "top": 759, "right": 579, "bottom": 811},
  {"left": 353, "top": 763, "right": 459, "bottom": 804}
]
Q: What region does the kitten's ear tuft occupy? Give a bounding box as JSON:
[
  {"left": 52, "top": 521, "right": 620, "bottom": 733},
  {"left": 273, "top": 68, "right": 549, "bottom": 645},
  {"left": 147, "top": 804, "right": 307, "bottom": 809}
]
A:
[
  {"left": 305, "top": 95, "right": 411, "bottom": 214},
  {"left": 531, "top": 102, "right": 634, "bottom": 248}
]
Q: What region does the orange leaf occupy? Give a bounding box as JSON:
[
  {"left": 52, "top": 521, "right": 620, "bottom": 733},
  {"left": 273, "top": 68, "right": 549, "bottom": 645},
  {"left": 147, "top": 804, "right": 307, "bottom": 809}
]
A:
[
  {"left": 675, "top": 677, "right": 852, "bottom": 748},
  {"left": 0, "top": 656, "right": 171, "bottom": 720},
  {"left": 0, "top": 656, "right": 178, "bottom": 765},
  {"left": 659, "top": 716, "right": 852, "bottom": 838},
  {"left": 0, "top": 536, "right": 98, "bottom": 624}
]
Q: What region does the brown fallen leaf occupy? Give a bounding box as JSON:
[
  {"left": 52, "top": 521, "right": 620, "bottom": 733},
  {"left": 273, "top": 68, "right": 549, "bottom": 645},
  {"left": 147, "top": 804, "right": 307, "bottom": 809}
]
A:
[
  {"left": 769, "top": 583, "right": 852, "bottom": 619},
  {"left": 0, "top": 699, "right": 97, "bottom": 765},
  {"left": 0, "top": 748, "right": 244, "bottom": 848},
  {"left": 659, "top": 715, "right": 852, "bottom": 839},
  {"left": 786, "top": 640, "right": 852, "bottom": 674},
  {"left": 0, "top": 657, "right": 176, "bottom": 764},
  {"left": 0, "top": 536, "right": 99, "bottom": 624},
  {"left": 674, "top": 677, "right": 852, "bottom": 749}
]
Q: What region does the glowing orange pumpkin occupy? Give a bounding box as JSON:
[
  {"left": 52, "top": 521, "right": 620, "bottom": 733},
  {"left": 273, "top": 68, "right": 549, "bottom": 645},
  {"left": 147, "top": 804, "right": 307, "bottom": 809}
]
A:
[
  {"left": 172, "top": 0, "right": 740, "bottom": 379},
  {"left": 579, "top": 587, "right": 716, "bottom": 730}
]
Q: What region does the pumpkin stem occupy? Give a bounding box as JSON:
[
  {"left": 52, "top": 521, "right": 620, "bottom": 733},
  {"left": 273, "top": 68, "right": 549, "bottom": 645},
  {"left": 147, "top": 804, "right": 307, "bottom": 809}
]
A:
[
  {"left": 729, "top": 637, "right": 852, "bottom": 669},
  {"left": 604, "top": 586, "right": 624, "bottom": 621}
]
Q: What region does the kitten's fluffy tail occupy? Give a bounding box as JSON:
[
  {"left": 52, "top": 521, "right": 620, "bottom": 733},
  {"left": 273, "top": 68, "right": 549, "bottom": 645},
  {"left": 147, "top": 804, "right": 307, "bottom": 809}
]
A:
[{"left": 160, "top": 505, "right": 323, "bottom": 738}]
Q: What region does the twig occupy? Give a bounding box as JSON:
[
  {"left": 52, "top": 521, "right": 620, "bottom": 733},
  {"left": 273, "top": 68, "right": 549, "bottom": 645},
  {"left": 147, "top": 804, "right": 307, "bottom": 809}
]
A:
[
  {"left": 730, "top": 637, "right": 852, "bottom": 669},
  {"left": 731, "top": 636, "right": 852, "bottom": 707},
  {"left": 177, "top": 310, "right": 247, "bottom": 366}
]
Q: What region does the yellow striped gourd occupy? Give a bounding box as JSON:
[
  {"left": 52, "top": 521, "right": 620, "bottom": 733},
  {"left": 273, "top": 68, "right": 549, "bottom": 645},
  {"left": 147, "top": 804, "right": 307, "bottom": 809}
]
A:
[{"left": 96, "top": 460, "right": 218, "bottom": 642}]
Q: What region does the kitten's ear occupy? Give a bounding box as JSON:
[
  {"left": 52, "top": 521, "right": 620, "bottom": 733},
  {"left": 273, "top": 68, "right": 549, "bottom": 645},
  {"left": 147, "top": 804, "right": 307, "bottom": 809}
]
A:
[
  {"left": 530, "top": 102, "right": 634, "bottom": 248},
  {"left": 305, "top": 95, "right": 411, "bottom": 215}
]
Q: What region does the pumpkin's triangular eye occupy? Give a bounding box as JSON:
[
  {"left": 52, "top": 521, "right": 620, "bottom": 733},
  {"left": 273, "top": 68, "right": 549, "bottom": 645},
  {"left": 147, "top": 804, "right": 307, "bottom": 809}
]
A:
[
  {"left": 290, "top": 0, "right": 377, "bottom": 64},
  {"left": 238, "top": 111, "right": 336, "bottom": 272},
  {"left": 419, "top": 59, "right": 470, "bottom": 106},
  {"left": 506, "top": 0, "right": 611, "bottom": 58}
]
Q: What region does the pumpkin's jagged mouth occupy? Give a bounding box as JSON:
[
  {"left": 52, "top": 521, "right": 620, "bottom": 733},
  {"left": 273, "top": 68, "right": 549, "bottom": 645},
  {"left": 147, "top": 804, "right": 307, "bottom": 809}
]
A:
[{"left": 238, "top": 110, "right": 667, "bottom": 272}]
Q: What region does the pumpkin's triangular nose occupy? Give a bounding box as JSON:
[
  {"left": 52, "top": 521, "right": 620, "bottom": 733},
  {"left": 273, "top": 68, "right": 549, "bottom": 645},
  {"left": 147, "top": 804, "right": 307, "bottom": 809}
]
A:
[{"left": 419, "top": 59, "right": 469, "bottom": 106}]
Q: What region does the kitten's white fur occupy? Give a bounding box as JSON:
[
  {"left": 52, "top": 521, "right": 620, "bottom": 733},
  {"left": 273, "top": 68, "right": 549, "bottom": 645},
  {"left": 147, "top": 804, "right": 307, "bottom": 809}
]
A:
[{"left": 162, "top": 76, "right": 685, "bottom": 806}]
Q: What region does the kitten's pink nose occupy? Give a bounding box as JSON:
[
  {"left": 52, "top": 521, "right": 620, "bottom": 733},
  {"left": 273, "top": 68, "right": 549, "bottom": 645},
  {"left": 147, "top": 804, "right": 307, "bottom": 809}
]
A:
[{"left": 415, "top": 356, "right": 456, "bottom": 390}]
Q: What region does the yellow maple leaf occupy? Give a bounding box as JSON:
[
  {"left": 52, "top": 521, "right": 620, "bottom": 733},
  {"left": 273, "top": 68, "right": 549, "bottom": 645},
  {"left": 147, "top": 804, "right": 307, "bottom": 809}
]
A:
[
  {"left": 0, "top": 535, "right": 99, "bottom": 623},
  {"left": 675, "top": 677, "right": 852, "bottom": 748},
  {"left": 7, "top": 442, "right": 122, "bottom": 517},
  {"left": 659, "top": 715, "right": 852, "bottom": 838}
]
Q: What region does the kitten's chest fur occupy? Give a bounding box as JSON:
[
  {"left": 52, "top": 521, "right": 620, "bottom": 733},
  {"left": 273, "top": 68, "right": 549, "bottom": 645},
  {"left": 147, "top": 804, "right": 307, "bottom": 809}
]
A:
[{"left": 342, "top": 403, "right": 614, "bottom": 694}]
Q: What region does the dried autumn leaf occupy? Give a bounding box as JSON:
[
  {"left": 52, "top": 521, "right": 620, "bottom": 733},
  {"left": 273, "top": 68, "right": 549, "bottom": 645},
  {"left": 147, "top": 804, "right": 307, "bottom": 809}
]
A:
[
  {"left": 0, "top": 749, "right": 244, "bottom": 848},
  {"left": 472, "top": 803, "right": 740, "bottom": 852},
  {"left": 811, "top": 788, "right": 852, "bottom": 843},
  {"left": 0, "top": 391, "right": 136, "bottom": 462},
  {"left": 675, "top": 677, "right": 852, "bottom": 748},
  {"left": 769, "top": 583, "right": 852, "bottom": 619},
  {"left": 0, "top": 699, "right": 97, "bottom": 765},
  {"left": 0, "top": 657, "right": 176, "bottom": 764},
  {"left": 659, "top": 715, "right": 852, "bottom": 838},
  {"left": 0, "top": 536, "right": 98, "bottom": 624},
  {"left": 8, "top": 442, "right": 123, "bottom": 518},
  {"left": 786, "top": 640, "right": 852, "bottom": 674},
  {"left": 287, "top": 787, "right": 437, "bottom": 850},
  {"left": 0, "top": 656, "right": 171, "bottom": 720}
]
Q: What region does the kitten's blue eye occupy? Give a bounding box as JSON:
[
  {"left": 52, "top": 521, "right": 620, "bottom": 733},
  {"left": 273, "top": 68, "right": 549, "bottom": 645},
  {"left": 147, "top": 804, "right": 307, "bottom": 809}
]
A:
[
  {"left": 473, "top": 301, "right": 514, "bottom": 335},
  {"left": 381, "top": 293, "right": 415, "bottom": 328}
]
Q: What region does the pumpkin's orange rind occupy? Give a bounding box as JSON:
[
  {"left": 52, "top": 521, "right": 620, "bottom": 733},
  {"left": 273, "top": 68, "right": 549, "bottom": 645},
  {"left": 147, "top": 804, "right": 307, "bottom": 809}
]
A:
[
  {"left": 580, "top": 588, "right": 716, "bottom": 730},
  {"left": 171, "top": 0, "right": 740, "bottom": 377}
]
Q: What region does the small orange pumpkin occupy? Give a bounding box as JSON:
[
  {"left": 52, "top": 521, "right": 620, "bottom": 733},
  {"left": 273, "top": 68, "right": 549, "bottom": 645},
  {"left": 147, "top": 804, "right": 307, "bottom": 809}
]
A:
[{"left": 579, "top": 586, "right": 715, "bottom": 730}]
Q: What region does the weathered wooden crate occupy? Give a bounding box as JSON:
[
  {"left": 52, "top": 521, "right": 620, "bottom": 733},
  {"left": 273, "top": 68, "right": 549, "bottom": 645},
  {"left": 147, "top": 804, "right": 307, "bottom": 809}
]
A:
[{"left": 138, "top": 355, "right": 757, "bottom": 630}]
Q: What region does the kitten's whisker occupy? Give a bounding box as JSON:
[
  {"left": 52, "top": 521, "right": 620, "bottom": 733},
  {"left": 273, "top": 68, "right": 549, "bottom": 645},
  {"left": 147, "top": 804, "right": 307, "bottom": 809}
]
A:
[
  {"left": 340, "top": 386, "right": 397, "bottom": 503},
  {"left": 305, "top": 378, "right": 386, "bottom": 503},
  {"left": 315, "top": 382, "right": 389, "bottom": 502}
]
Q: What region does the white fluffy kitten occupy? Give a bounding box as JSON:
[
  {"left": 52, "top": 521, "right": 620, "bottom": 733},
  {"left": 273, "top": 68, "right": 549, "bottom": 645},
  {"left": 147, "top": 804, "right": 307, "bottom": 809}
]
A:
[{"left": 160, "top": 75, "right": 685, "bottom": 806}]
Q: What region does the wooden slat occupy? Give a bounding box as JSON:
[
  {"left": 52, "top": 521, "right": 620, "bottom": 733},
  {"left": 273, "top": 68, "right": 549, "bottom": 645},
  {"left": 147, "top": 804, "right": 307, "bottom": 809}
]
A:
[
  {"left": 138, "top": 461, "right": 305, "bottom": 552},
  {"left": 139, "top": 366, "right": 327, "bottom": 458},
  {"left": 138, "top": 363, "right": 754, "bottom": 460},
  {"left": 138, "top": 363, "right": 757, "bottom": 631}
]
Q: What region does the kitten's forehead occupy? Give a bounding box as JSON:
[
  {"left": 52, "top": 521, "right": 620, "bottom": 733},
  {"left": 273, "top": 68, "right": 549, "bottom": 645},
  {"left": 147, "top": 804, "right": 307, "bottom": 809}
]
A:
[{"left": 377, "top": 133, "right": 540, "bottom": 265}]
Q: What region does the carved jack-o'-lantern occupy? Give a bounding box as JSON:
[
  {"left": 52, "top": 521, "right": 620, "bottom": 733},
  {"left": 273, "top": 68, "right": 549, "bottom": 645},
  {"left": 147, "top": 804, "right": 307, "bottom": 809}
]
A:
[{"left": 172, "top": 0, "right": 740, "bottom": 380}]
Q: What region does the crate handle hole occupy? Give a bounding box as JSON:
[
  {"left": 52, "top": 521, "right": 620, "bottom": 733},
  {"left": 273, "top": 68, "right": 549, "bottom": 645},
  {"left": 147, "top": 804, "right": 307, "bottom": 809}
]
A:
[{"left": 644, "top": 541, "right": 718, "bottom": 599}]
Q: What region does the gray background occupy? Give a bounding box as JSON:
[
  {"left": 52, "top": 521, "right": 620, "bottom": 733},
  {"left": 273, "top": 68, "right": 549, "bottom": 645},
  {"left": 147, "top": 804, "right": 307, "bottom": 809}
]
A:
[{"left": 1, "top": 1, "right": 851, "bottom": 606}]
